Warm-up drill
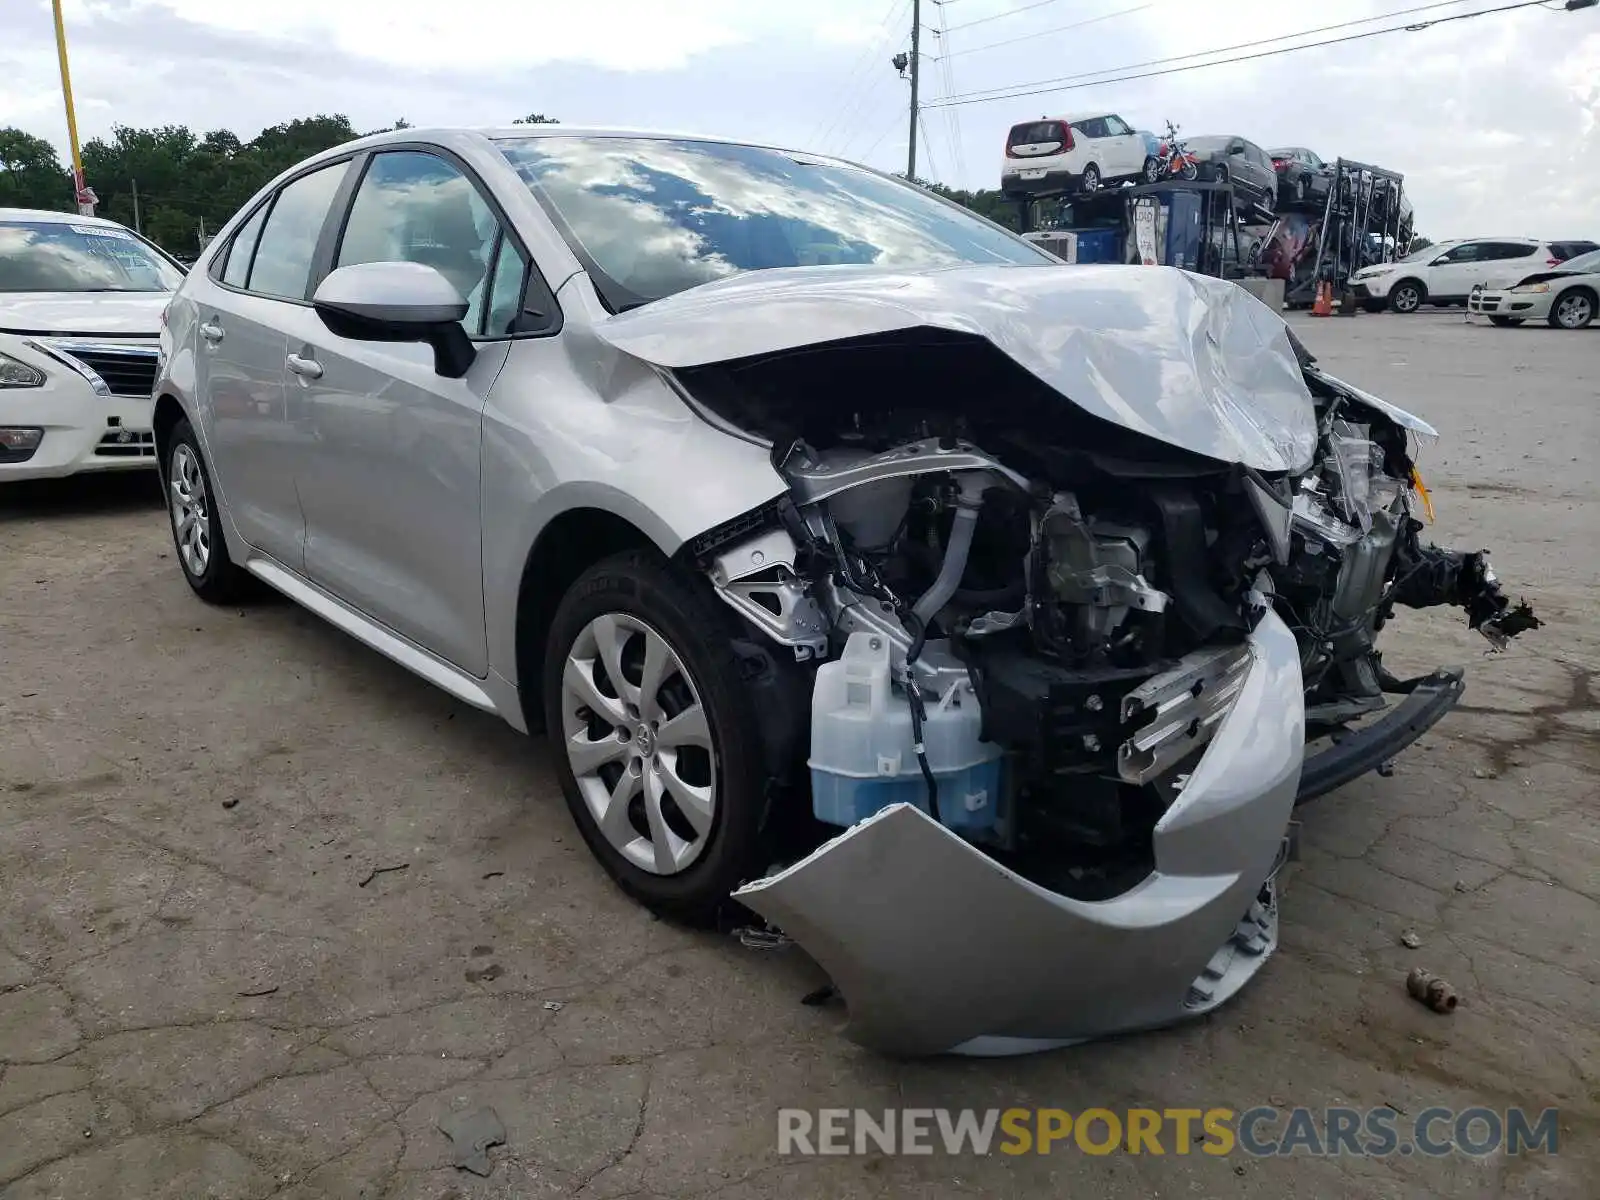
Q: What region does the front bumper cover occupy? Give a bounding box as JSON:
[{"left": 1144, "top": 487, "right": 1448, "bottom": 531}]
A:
[{"left": 735, "top": 609, "right": 1305, "bottom": 1057}]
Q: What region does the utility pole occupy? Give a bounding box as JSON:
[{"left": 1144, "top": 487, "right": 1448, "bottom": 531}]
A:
[
  {"left": 51, "top": 0, "right": 95, "bottom": 215},
  {"left": 906, "top": 0, "right": 921, "bottom": 181},
  {"left": 131, "top": 178, "right": 141, "bottom": 234}
]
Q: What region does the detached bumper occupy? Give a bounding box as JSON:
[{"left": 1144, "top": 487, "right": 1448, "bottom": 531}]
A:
[{"left": 736, "top": 609, "right": 1305, "bottom": 1057}]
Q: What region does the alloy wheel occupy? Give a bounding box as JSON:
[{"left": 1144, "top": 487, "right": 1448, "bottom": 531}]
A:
[
  {"left": 169, "top": 443, "right": 211, "bottom": 577},
  {"left": 1393, "top": 285, "right": 1421, "bottom": 313},
  {"left": 1555, "top": 292, "right": 1593, "bottom": 329},
  {"left": 1081, "top": 165, "right": 1100, "bottom": 193},
  {"left": 561, "top": 613, "right": 717, "bottom": 876}
]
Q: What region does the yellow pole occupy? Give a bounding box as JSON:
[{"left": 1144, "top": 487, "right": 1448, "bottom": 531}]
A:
[{"left": 51, "top": 0, "right": 92, "bottom": 214}]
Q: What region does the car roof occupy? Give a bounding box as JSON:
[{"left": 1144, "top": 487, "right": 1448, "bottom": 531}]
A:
[
  {"left": 1017, "top": 111, "right": 1115, "bottom": 125},
  {"left": 0, "top": 206, "right": 133, "bottom": 230}
]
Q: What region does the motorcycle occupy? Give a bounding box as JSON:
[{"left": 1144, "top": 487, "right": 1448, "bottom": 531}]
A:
[{"left": 1145, "top": 121, "right": 1200, "bottom": 183}]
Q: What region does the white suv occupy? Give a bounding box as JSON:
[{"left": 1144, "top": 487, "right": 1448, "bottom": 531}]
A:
[
  {"left": 1001, "top": 112, "right": 1151, "bottom": 197},
  {"left": 1351, "top": 238, "right": 1578, "bottom": 313}
]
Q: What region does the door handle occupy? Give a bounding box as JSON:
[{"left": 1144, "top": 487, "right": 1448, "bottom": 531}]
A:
[
  {"left": 286, "top": 353, "right": 323, "bottom": 380},
  {"left": 199, "top": 321, "right": 224, "bottom": 343}
]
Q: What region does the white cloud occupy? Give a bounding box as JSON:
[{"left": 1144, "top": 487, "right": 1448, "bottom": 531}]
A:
[{"left": 5, "top": 0, "right": 1597, "bottom": 240}]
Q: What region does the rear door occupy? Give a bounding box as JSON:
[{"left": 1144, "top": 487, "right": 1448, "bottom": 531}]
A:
[
  {"left": 193, "top": 159, "right": 352, "bottom": 569},
  {"left": 1479, "top": 241, "right": 1542, "bottom": 289},
  {"left": 1071, "top": 117, "right": 1113, "bottom": 174},
  {"left": 279, "top": 146, "right": 555, "bottom": 675}
]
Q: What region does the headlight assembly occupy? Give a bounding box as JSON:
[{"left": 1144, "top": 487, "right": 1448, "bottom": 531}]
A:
[
  {"left": 1510, "top": 282, "right": 1550, "bottom": 294},
  {"left": 0, "top": 351, "right": 46, "bottom": 388}
]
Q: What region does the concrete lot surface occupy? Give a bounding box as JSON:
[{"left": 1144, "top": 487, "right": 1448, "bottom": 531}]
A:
[{"left": 2, "top": 311, "right": 1596, "bottom": 1198}]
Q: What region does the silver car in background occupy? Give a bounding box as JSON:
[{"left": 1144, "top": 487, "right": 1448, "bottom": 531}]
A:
[{"left": 156, "top": 126, "right": 1324, "bottom": 1056}]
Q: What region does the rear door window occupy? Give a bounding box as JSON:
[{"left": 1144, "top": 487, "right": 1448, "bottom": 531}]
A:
[
  {"left": 1485, "top": 242, "right": 1537, "bottom": 261},
  {"left": 248, "top": 162, "right": 349, "bottom": 300},
  {"left": 1073, "top": 117, "right": 1109, "bottom": 139},
  {"left": 220, "top": 204, "right": 268, "bottom": 288}
]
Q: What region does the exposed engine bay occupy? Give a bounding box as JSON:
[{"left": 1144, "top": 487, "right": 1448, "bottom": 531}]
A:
[{"left": 677, "top": 324, "right": 1539, "bottom": 896}]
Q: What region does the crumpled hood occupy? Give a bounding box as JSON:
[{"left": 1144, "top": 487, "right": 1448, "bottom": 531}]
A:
[
  {"left": 0, "top": 291, "right": 169, "bottom": 337},
  {"left": 593, "top": 264, "right": 1317, "bottom": 473}
]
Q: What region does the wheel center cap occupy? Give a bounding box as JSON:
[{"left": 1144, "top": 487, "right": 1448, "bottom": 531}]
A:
[{"left": 635, "top": 723, "right": 656, "bottom": 757}]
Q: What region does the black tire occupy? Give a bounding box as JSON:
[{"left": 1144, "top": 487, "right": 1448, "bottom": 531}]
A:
[
  {"left": 543, "top": 550, "right": 775, "bottom": 924},
  {"left": 1142, "top": 156, "right": 1161, "bottom": 184},
  {"left": 1079, "top": 163, "right": 1101, "bottom": 193},
  {"left": 1549, "top": 287, "right": 1595, "bottom": 330},
  {"left": 163, "top": 417, "right": 256, "bottom": 604},
  {"left": 1389, "top": 279, "right": 1425, "bottom": 313},
  {"left": 1488, "top": 315, "right": 1524, "bottom": 327}
]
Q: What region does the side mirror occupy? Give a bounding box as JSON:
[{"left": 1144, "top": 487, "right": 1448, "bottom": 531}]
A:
[{"left": 312, "top": 261, "right": 477, "bottom": 379}]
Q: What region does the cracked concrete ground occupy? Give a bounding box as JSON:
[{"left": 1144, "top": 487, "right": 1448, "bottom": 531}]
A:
[{"left": 2, "top": 311, "right": 1596, "bottom": 1198}]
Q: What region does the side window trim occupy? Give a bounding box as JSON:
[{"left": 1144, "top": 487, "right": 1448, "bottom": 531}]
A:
[
  {"left": 327, "top": 140, "right": 562, "bottom": 341},
  {"left": 308, "top": 150, "right": 374, "bottom": 300}
]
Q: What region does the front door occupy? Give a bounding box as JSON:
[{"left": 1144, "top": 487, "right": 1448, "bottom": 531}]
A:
[
  {"left": 287, "top": 148, "right": 527, "bottom": 676},
  {"left": 1427, "top": 242, "right": 1487, "bottom": 299}
]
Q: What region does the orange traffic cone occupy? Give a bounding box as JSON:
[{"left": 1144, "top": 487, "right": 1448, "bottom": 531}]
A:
[{"left": 1311, "top": 281, "right": 1333, "bottom": 317}]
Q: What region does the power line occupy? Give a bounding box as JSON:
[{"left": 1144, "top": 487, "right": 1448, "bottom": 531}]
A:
[
  {"left": 935, "top": 3, "right": 1152, "bottom": 59},
  {"left": 924, "top": 0, "right": 1555, "bottom": 109},
  {"left": 928, "top": 0, "right": 1477, "bottom": 103},
  {"left": 811, "top": 0, "right": 912, "bottom": 149},
  {"left": 944, "top": 0, "right": 1072, "bottom": 34}
]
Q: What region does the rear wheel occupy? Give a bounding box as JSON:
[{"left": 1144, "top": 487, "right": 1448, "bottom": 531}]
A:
[
  {"left": 1389, "top": 280, "right": 1425, "bottom": 313},
  {"left": 544, "top": 551, "right": 774, "bottom": 923},
  {"left": 1178, "top": 160, "right": 1198, "bottom": 181},
  {"left": 1550, "top": 288, "right": 1594, "bottom": 329},
  {"left": 164, "top": 418, "right": 256, "bottom": 603},
  {"left": 1488, "top": 315, "right": 1524, "bottom": 327}
]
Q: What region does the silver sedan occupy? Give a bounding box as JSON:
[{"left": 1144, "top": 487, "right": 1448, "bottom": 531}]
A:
[{"left": 154, "top": 125, "right": 1312, "bottom": 1056}]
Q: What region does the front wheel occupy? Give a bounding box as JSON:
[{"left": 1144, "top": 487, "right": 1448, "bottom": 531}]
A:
[
  {"left": 1550, "top": 288, "right": 1595, "bottom": 329},
  {"left": 1079, "top": 163, "right": 1101, "bottom": 193},
  {"left": 544, "top": 551, "right": 775, "bottom": 923},
  {"left": 1142, "top": 156, "right": 1161, "bottom": 184},
  {"left": 164, "top": 418, "right": 256, "bottom": 603},
  {"left": 1389, "top": 280, "right": 1424, "bottom": 314},
  {"left": 1178, "top": 159, "right": 1198, "bottom": 181},
  {"left": 1488, "top": 315, "right": 1524, "bottom": 327}
]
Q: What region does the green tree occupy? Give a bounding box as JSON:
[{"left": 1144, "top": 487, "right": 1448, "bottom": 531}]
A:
[{"left": 0, "top": 128, "right": 70, "bottom": 211}]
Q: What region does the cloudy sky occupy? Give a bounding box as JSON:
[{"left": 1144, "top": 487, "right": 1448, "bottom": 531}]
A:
[{"left": 3, "top": 0, "right": 1598, "bottom": 239}]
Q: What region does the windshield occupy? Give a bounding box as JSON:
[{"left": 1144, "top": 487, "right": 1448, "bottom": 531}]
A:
[
  {"left": 0, "top": 220, "right": 185, "bottom": 293},
  {"left": 1399, "top": 242, "right": 1445, "bottom": 262},
  {"left": 497, "top": 135, "right": 1052, "bottom": 309},
  {"left": 1558, "top": 248, "right": 1600, "bottom": 273}
]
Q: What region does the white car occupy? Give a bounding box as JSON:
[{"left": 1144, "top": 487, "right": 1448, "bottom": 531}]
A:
[
  {"left": 1, "top": 208, "right": 184, "bottom": 480},
  {"left": 1467, "top": 247, "right": 1600, "bottom": 329},
  {"left": 1349, "top": 237, "right": 1588, "bottom": 314},
  {"left": 1000, "top": 112, "right": 1153, "bottom": 197}
]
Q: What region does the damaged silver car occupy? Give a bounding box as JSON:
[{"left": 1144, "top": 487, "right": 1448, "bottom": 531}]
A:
[{"left": 153, "top": 128, "right": 1537, "bottom": 1058}]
